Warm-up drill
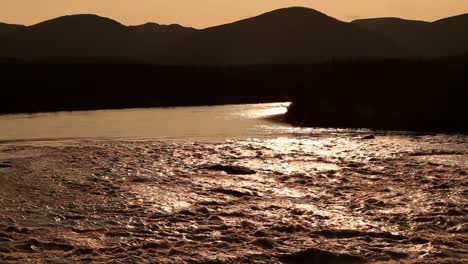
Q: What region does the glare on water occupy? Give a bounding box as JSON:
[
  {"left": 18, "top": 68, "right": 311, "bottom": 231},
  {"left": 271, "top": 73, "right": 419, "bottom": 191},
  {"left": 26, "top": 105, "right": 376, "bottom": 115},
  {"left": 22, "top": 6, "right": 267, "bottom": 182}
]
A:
[{"left": 0, "top": 103, "right": 292, "bottom": 142}]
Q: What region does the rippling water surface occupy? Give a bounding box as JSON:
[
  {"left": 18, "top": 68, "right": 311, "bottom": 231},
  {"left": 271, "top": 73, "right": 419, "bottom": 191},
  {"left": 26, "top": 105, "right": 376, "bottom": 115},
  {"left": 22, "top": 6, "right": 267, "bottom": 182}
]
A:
[{"left": 0, "top": 103, "right": 466, "bottom": 263}]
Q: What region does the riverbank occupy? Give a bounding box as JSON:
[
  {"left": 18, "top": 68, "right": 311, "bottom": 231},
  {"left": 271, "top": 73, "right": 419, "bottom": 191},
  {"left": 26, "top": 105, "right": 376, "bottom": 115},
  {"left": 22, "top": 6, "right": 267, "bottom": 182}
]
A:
[
  {"left": 0, "top": 62, "right": 291, "bottom": 115},
  {"left": 0, "top": 134, "right": 466, "bottom": 263},
  {"left": 285, "top": 59, "right": 468, "bottom": 133}
]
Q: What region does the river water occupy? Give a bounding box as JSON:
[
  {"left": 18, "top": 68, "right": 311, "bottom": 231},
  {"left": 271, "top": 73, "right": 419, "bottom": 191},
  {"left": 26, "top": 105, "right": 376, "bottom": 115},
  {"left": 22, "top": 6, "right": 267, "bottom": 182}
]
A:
[
  {"left": 0, "top": 103, "right": 299, "bottom": 142},
  {"left": 0, "top": 103, "right": 466, "bottom": 263}
]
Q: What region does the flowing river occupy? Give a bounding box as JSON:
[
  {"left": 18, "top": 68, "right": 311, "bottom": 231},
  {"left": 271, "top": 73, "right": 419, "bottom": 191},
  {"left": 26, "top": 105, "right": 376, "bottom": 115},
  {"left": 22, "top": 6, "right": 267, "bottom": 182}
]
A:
[
  {"left": 0, "top": 103, "right": 297, "bottom": 142},
  {"left": 0, "top": 103, "right": 466, "bottom": 263}
]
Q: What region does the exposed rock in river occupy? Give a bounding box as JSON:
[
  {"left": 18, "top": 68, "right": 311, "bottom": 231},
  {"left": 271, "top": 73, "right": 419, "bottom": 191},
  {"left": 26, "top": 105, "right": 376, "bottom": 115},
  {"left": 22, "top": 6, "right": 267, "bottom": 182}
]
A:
[{"left": 202, "top": 164, "right": 256, "bottom": 175}]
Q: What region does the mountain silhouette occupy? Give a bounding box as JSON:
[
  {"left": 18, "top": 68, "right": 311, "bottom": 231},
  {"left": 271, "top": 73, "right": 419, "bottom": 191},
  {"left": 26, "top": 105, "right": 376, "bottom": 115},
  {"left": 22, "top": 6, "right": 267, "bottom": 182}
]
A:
[
  {"left": 352, "top": 18, "right": 430, "bottom": 54},
  {"left": 429, "top": 14, "right": 468, "bottom": 57},
  {"left": 1, "top": 8, "right": 467, "bottom": 62},
  {"left": 353, "top": 13, "right": 468, "bottom": 57},
  {"left": 129, "top": 23, "right": 196, "bottom": 48},
  {"left": 154, "top": 7, "right": 405, "bottom": 64},
  {"left": 0, "top": 22, "right": 26, "bottom": 36},
  {"left": 0, "top": 14, "right": 143, "bottom": 59}
]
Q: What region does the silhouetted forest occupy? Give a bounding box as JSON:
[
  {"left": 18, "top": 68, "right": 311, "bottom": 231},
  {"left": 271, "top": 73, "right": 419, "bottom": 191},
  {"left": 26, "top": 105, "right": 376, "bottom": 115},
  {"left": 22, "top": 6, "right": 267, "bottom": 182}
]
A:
[
  {"left": 1, "top": 57, "right": 467, "bottom": 132},
  {"left": 287, "top": 58, "right": 468, "bottom": 132},
  {"left": 0, "top": 59, "right": 290, "bottom": 113}
]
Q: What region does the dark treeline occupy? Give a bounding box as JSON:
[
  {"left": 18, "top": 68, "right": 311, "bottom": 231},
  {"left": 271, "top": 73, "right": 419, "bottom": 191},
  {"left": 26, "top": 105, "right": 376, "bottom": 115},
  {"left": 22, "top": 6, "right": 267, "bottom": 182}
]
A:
[
  {"left": 286, "top": 58, "right": 468, "bottom": 132},
  {"left": 1, "top": 57, "right": 467, "bottom": 132},
  {"left": 0, "top": 60, "right": 292, "bottom": 113}
]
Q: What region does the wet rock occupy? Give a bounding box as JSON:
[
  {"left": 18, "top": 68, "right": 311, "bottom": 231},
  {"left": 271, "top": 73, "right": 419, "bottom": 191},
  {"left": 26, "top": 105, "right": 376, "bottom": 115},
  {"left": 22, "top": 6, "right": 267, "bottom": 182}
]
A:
[
  {"left": 447, "top": 209, "right": 464, "bottom": 216},
  {"left": 0, "top": 237, "right": 13, "bottom": 242},
  {"left": 98, "top": 246, "right": 125, "bottom": 254},
  {"left": 253, "top": 230, "right": 267, "bottom": 237},
  {"left": 253, "top": 238, "right": 275, "bottom": 249},
  {"left": 0, "top": 232, "right": 13, "bottom": 239},
  {"left": 195, "top": 207, "right": 209, "bottom": 214},
  {"left": 240, "top": 220, "right": 257, "bottom": 229},
  {"left": 73, "top": 247, "right": 95, "bottom": 255},
  {"left": 0, "top": 162, "right": 12, "bottom": 168},
  {"left": 202, "top": 164, "right": 256, "bottom": 175},
  {"left": 79, "top": 258, "right": 95, "bottom": 262},
  {"left": 361, "top": 135, "right": 376, "bottom": 140},
  {"left": 168, "top": 248, "right": 183, "bottom": 256},
  {"left": 384, "top": 250, "right": 409, "bottom": 259},
  {"left": 0, "top": 246, "right": 12, "bottom": 253},
  {"left": 311, "top": 229, "right": 406, "bottom": 240},
  {"left": 431, "top": 183, "right": 450, "bottom": 190},
  {"left": 413, "top": 216, "right": 435, "bottom": 223},
  {"left": 15, "top": 238, "right": 74, "bottom": 252},
  {"left": 215, "top": 223, "right": 230, "bottom": 230},
  {"left": 72, "top": 227, "right": 107, "bottom": 233},
  {"left": 131, "top": 177, "right": 151, "bottom": 183},
  {"left": 5, "top": 225, "right": 30, "bottom": 233},
  {"left": 346, "top": 162, "right": 365, "bottom": 168},
  {"left": 64, "top": 214, "right": 86, "bottom": 220},
  {"left": 44, "top": 241, "right": 75, "bottom": 251},
  {"left": 106, "top": 231, "right": 132, "bottom": 237},
  {"left": 142, "top": 241, "right": 170, "bottom": 250},
  {"left": 198, "top": 200, "right": 225, "bottom": 206},
  {"left": 220, "top": 235, "right": 245, "bottom": 243},
  {"left": 212, "top": 187, "right": 255, "bottom": 197},
  {"left": 207, "top": 215, "right": 222, "bottom": 221},
  {"left": 179, "top": 209, "right": 197, "bottom": 216},
  {"left": 16, "top": 238, "right": 40, "bottom": 252},
  {"left": 279, "top": 248, "right": 365, "bottom": 264},
  {"left": 271, "top": 224, "right": 305, "bottom": 233},
  {"left": 365, "top": 198, "right": 385, "bottom": 207},
  {"left": 290, "top": 208, "right": 306, "bottom": 215},
  {"left": 409, "top": 237, "right": 430, "bottom": 244}
]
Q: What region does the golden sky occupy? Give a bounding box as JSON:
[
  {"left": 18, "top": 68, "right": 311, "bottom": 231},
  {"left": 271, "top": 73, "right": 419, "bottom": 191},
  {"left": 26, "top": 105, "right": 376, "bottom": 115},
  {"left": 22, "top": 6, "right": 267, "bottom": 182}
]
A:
[{"left": 1, "top": 0, "right": 467, "bottom": 28}]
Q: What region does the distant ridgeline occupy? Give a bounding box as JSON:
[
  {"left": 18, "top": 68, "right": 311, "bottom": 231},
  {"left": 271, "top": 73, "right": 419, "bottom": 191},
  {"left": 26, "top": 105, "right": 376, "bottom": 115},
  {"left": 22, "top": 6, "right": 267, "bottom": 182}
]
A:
[{"left": 0, "top": 7, "right": 468, "bottom": 63}]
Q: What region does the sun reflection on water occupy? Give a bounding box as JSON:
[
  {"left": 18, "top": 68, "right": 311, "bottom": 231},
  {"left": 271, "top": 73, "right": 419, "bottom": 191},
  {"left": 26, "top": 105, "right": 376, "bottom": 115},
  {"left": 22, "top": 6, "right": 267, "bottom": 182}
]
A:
[{"left": 235, "top": 102, "right": 290, "bottom": 119}]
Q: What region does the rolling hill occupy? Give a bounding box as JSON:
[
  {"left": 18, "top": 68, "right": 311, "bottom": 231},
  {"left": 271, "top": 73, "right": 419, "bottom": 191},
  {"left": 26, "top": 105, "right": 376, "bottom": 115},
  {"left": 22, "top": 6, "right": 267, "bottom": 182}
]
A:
[
  {"left": 129, "top": 23, "right": 196, "bottom": 48},
  {"left": 351, "top": 18, "right": 430, "bottom": 54},
  {"left": 0, "top": 14, "right": 143, "bottom": 59},
  {"left": 353, "top": 13, "right": 468, "bottom": 57},
  {"left": 154, "top": 7, "right": 406, "bottom": 64},
  {"left": 429, "top": 14, "right": 468, "bottom": 57},
  {"left": 0, "top": 22, "right": 26, "bottom": 36}
]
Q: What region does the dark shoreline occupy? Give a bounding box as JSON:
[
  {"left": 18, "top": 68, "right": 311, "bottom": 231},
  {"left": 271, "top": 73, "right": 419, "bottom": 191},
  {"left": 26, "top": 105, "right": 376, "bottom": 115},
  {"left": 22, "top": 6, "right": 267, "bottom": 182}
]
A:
[
  {"left": 1, "top": 58, "right": 467, "bottom": 133},
  {"left": 0, "top": 61, "right": 290, "bottom": 114},
  {"left": 285, "top": 59, "right": 468, "bottom": 133}
]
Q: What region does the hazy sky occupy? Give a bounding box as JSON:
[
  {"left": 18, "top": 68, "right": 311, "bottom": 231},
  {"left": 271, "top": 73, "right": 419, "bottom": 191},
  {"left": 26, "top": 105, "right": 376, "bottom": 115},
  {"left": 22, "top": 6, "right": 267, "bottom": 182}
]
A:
[{"left": 1, "top": 0, "right": 467, "bottom": 28}]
